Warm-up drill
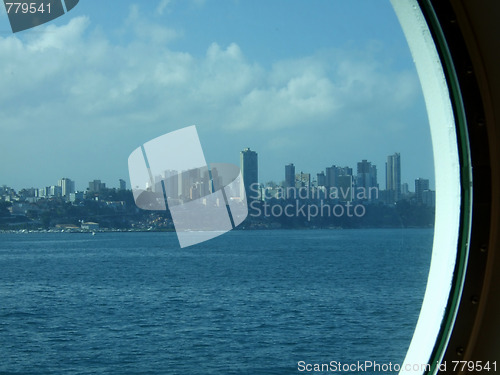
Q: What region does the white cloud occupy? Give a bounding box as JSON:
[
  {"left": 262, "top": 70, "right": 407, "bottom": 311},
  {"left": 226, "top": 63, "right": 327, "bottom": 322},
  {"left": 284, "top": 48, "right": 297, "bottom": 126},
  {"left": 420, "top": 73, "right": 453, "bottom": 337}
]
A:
[
  {"left": 0, "top": 10, "right": 426, "bottom": 189},
  {"left": 227, "top": 71, "right": 338, "bottom": 131},
  {"left": 156, "top": 0, "right": 172, "bottom": 15},
  {"left": 155, "top": 0, "right": 205, "bottom": 16},
  {"left": 0, "top": 13, "right": 418, "bottom": 133}
]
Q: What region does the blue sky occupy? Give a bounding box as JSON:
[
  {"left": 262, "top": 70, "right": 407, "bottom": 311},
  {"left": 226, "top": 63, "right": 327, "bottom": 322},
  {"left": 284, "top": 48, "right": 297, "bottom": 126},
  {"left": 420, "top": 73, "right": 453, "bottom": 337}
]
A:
[{"left": 0, "top": 0, "right": 434, "bottom": 191}]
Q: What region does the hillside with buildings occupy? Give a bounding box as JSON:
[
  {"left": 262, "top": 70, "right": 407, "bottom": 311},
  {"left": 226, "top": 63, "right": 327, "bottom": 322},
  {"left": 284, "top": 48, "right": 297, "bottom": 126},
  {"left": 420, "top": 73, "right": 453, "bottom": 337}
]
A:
[{"left": 0, "top": 151, "right": 434, "bottom": 232}]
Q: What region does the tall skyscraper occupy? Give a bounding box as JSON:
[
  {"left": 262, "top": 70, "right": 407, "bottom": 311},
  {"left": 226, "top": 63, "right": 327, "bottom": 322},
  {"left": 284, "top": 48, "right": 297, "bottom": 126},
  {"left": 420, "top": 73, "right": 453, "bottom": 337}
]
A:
[
  {"left": 326, "top": 166, "right": 353, "bottom": 184},
  {"left": 325, "top": 165, "right": 339, "bottom": 189},
  {"left": 58, "top": 178, "right": 75, "bottom": 198},
  {"left": 240, "top": 148, "right": 258, "bottom": 201},
  {"left": 422, "top": 189, "right": 436, "bottom": 207},
  {"left": 179, "top": 168, "right": 202, "bottom": 201},
  {"left": 337, "top": 175, "right": 353, "bottom": 202},
  {"left": 401, "top": 182, "right": 409, "bottom": 197},
  {"left": 119, "top": 179, "right": 126, "bottom": 190},
  {"left": 386, "top": 153, "right": 401, "bottom": 203},
  {"left": 285, "top": 163, "right": 295, "bottom": 188},
  {"left": 163, "top": 170, "right": 179, "bottom": 199},
  {"left": 415, "top": 178, "right": 430, "bottom": 203},
  {"left": 356, "top": 160, "right": 378, "bottom": 191},
  {"left": 317, "top": 171, "right": 326, "bottom": 187}
]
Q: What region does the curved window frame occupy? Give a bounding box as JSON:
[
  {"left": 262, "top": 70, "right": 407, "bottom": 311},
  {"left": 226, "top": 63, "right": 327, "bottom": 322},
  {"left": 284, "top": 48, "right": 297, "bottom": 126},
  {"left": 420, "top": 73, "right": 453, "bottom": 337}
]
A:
[
  {"left": 393, "top": 0, "right": 493, "bottom": 373},
  {"left": 391, "top": 1, "right": 467, "bottom": 373}
]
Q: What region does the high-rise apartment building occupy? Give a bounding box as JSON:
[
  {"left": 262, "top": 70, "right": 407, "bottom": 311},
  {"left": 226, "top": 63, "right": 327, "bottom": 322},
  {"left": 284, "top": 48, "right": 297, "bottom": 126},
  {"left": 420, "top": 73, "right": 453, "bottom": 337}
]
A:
[
  {"left": 338, "top": 166, "right": 353, "bottom": 177},
  {"left": 386, "top": 153, "right": 401, "bottom": 203},
  {"left": 163, "top": 170, "right": 179, "bottom": 200},
  {"left": 58, "top": 178, "right": 75, "bottom": 198},
  {"left": 240, "top": 148, "right": 258, "bottom": 201},
  {"left": 285, "top": 163, "right": 295, "bottom": 188},
  {"left": 337, "top": 175, "right": 353, "bottom": 202},
  {"left": 401, "top": 182, "right": 409, "bottom": 197},
  {"left": 179, "top": 168, "right": 202, "bottom": 201},
  {"left": 49, "top": 185, "right": 62, "bottom": 198},
  {"left": 317, "top": 171, "right": 326, "bottom": 187},
  {"left": 325, "top": 165, "right": 339, "bottom": 189},
  {"left": 415, "top": 178, "right": 430, "bottom": 204},
  {"left": 88, "top": 179, "right": 106, "bottom": 193},
  {"left": 356, "top": 160, "right": 378, "bottom": 191}
]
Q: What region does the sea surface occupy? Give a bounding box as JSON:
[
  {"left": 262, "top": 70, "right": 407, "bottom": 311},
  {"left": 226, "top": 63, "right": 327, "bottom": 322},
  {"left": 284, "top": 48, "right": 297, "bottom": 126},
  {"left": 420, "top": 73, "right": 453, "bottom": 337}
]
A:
[{"left": 0, "top": 229, "right": 433, "bottom": 375}]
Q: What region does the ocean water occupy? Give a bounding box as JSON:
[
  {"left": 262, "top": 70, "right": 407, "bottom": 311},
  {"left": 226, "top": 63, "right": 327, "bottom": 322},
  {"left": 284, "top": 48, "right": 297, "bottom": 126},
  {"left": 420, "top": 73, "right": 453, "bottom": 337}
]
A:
[{"left": 0, "top": 229, "right": 433, "bottom": 374}]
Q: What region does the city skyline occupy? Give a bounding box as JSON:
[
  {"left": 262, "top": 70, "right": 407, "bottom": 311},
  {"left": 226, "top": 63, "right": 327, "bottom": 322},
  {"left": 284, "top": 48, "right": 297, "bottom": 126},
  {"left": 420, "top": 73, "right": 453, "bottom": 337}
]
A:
[
  {"left": 1, "top": 148, "right": 433, "bottom": 201},
  {"left": 0, "top": 1, "right": 434, "bottom": 195}
]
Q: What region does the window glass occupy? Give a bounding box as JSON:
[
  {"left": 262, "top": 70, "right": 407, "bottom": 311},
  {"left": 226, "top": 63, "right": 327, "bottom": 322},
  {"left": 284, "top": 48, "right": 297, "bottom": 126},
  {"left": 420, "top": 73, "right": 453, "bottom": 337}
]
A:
[{"left": 0, "top": 1, "right": 435, "bottom": 373}]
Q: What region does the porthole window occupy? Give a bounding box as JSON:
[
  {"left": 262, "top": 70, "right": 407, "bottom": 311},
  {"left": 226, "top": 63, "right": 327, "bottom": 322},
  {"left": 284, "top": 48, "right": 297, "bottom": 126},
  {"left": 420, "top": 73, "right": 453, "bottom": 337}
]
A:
[{"left": 0, "top": 1, "right": 464, "bottom": 374}]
